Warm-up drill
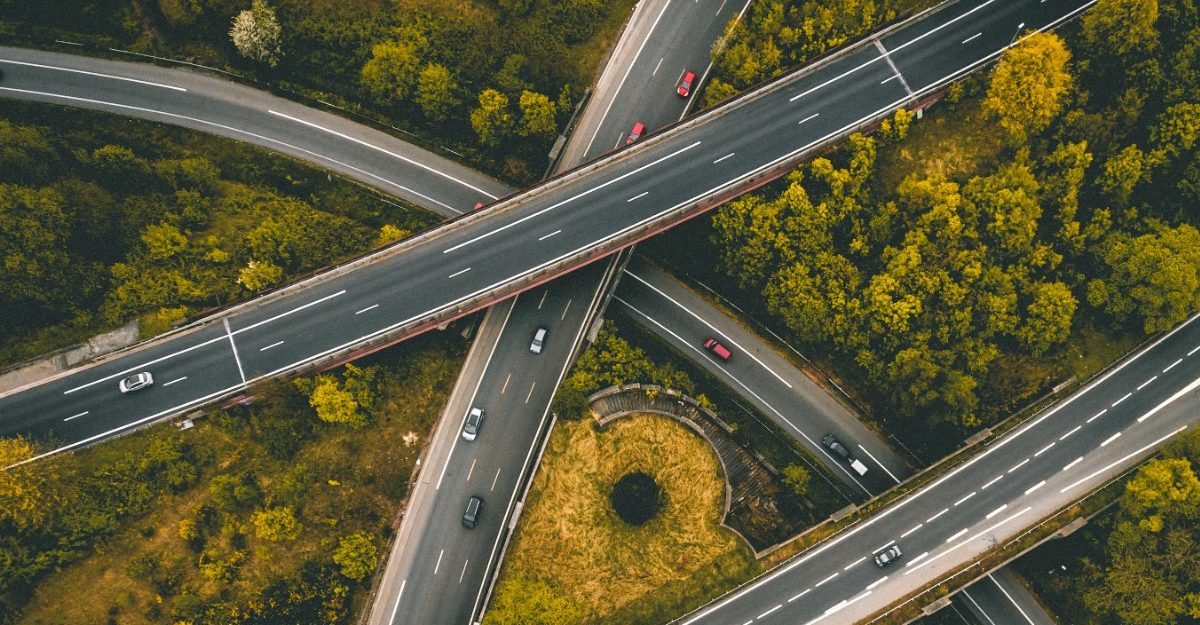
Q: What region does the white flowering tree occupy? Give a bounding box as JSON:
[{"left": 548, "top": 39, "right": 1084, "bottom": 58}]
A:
[{"left": 230, "top": 0, "right": 282, "bottom": 67}]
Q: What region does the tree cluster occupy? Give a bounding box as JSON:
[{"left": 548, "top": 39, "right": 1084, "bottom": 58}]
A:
[{"left": 708, "top": 3, "right": 1200, "bottom": 437}]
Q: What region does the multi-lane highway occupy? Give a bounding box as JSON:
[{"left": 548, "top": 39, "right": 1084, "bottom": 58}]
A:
[
  {"left": 675, "top": 305, "right": 1200, "bottom": 624},
  {"left": 2, "top": 0, "right": 1092, "bottom": 464},
  {"left": 366, "top": 1, "right": 748, "bottom": 622}
]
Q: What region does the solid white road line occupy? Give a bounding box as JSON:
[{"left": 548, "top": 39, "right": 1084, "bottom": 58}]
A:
[
  {"left": 946, "top": 528, "right": 968, "bottom": 542},
  {"left": 234, "top": 290, "right": 347, "bottom": 336},
  {"left": 987, "top": 573, "right": 1039, "bottom": 625},
  {"left": 443, "top": 141, "right": 701, "bottom": 254},
  {"left": 580, "top": 0, "right": 675, "bottom": 156},
  {"left": 858, "top": 444, "right": 901, "bottom": 483},
  {"left": 905, "top": 507, "right": 1032, "bottom": 577},
  {"left": 623, "top": 270, "right": 794, "bottom": 388},
  {"left": 1063, "top": 457, "right": 1083, "bottom": 471},
  {"left": 224, "top": 318, "right": 247, "bottom": 383},
  {"left": 260, "top": 340, "right": 284, "bottom": 352},
  {"left": 1061, "top": 426, "right": 1188, "bottom": 493},
  {"left": 986, "top": 504, "right": 1008, "bottom": 519},
  {"left": 866, "top": 576, "right": 888, "bottom": 590},
  {"left": 267, "top": 110, "right": 499, "bottom": 200},
  {"left": 64, "top": 411, "right": 89, "bottom": 421},
  {"left": 614, "top": 296, "right": 872, "bottom": 495},
  {"left": 906, "top": 551, "right": 929, "bottom": 566},
  {"left": 0, "top": 59, "right": 187, "bottom": 91},
  {"left": 356, "top": 304, "right": 379, "bottom": 315},
  {"left": 1024, "top": 481, "right": 1046, "bottom": 495},
  {"left": 163, "top": 376, "right": 187, "bottom": 387},
  {"left": 538, "top": 230, "right": 562, "bottom": 241},
  {"left": 1101, "top": 432, "right": 1121, "bottom": 447}
]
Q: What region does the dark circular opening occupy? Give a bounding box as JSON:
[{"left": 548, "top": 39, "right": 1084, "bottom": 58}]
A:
[{"left": 609, "top": 471, "right": 662, "bottom": 526}]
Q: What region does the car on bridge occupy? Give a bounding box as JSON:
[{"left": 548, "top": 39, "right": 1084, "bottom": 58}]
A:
[
  {"left": 874, "top": 544, "right": 903, "bottom": 567},
  {"left": 821, "top": 433, "right": 869, "bottom": 476},
  {"left": 118, "top": 372, "right": 154, "bottom": 394},
  {"left": 462, "top": 407, "right": 484, "bottom": 441},
  {"left": 626, "top": 121, "right": 645, "bottom": 145},
  {"left": 462, "top": 495, "right": 483, "bottom": 529},
  {"left": 677, "top": 70, "right": 696, "bottom": 97}
]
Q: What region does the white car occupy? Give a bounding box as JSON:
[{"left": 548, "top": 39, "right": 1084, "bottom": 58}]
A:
[
  {"left": 530, "top": 327, "right": 548, "bottom": 354},
  {"left": 119, "top": 372, "right": 154, "bottom": 393}
]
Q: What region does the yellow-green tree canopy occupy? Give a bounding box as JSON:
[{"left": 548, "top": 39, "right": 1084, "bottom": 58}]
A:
[
  {"left": 332, "top": 531, "right": 378, "bottom": 581},
  {"left": 1082, "top": 0, "right": 1159, "bottom": 56},
  {"left": 984, "top": 32, "right": 1073, "bottom": 141},
  {"left": 252, "top": 505, "right": 302, "bottom": 541}
]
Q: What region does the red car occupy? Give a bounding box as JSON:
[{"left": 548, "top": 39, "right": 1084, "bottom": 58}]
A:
[
  {"left": 703, "top": 338, "right": 732, "bottom": 362},
  {"left": 626, "top": 121, "right": 646, "bottom": 145},
  {"left": 677, "top": 70, "right": 696, "bottom": 97}
]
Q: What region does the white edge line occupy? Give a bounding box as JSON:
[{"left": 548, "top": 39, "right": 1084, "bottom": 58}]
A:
[{"left": 0, "top": 59, "right": 187, "bottom": 91}]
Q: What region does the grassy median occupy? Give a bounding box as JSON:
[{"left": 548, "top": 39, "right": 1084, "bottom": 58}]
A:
[{"left": 485, "top": 413, "right": 758, "bottom": 625}]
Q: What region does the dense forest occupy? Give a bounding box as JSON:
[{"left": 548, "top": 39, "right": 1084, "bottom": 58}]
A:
[
  {"left": 0, "top": 102, "right": 428, "bottom": 364},
  {"left": 0, "top": 0, "right": 634, "bottom": 182},
  {"left": 696, "top": 0, "right": 1199, "bottom": 445}
]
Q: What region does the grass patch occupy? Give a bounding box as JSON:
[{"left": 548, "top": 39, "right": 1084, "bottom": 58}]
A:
[{"left": 486, "top": 414, "right": 757, "bottom": 625}]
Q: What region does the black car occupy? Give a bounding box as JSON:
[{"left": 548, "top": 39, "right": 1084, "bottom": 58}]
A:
[{"left": 462, "top": 496, "right": 483, "bottom": 529}]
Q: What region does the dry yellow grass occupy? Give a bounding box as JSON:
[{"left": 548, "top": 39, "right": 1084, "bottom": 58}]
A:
[{"left": 500, "top": 413, "right": 752, "bottom": 620}]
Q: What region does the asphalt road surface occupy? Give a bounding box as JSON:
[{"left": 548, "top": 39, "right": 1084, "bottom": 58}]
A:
[
  {"left": 614, "top": 258, "right": 1056, "bottom": 624},
  {"left": 675, "top": 306, "right": 1200, "bottom": 624},
  {"left": 1, "top": 0, "right": 1092, "bottom": 464},
  {"left": 367, "top": 1, "right": 750, "bottom": 622}
]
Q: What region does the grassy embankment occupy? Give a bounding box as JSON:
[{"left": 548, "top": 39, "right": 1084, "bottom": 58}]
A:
[{"left": 485, "top": 413, "right": 758, "bottom": 625}]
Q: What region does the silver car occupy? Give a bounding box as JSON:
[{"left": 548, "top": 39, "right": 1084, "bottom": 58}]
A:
[
  {"left": 462, "top": 407, "right": 484, "bottom": 441},
  {"left": 118, "top": 371, "right": 154, "bottom": 393},
  {"left": 874, "top": 544, "right": 903, "bottom": 567}
]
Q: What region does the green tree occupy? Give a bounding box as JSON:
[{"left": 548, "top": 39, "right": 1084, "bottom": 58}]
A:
[
  {"left": 230, "top": 0, "right": 283, "bottom": 67},
  {"left": 210, "top": 473, "right": 261, "bottom": 510},
  {"left": 984, "top": 32, "right": 1073, "bottom": 141},
  {"left": 1088, "top": 225, "right": 1200, "bottom": 332},
  {"left": 332, "top": 532, "right": 378, "bottom": 581},
  {"left": 0, "top": 437, "right": 54, "bottom": 530},
  {"left": 498, "top": 0, "right": 534, "bottom": 16},
  {"left": 518, "top": 90, "right": 559, "bottom": 138},
  {"left": 237, "top": 259, "right": 284, "bottom": 291},
  {"left": 1082, "top": 0, "right": 1159, "bottom": 57},
  {"left": 1097, "top": 144, "right": 1149, "bottom": 205},
  {"left": 0, "top": 121, "right": 58, "bottom": 185},
  {"left": 90, "top": 144, "right": 152, "bottom": 192},
  {"left": 248, "top": 378, "right": 315, "bottom": 459},
  {"left": 1150, "top": 101, "right": 1200, "bottom": 163},
  {"left": 376, "top": 224, "right": 409, "bottom": 246},
  {"left": 781, "top": 464, "right": 811, "bottom": 496},
  {"left": 415, "top": 63, "right": 459, "bottom": 122},
  {"left": 470, "top": 89, "right": 514, "bottom": 148},
  {"left": 140, "top": 222, "right": 188, "bottom": 261},
  {"left": 1016, "top": 281, "right": 1077, "bottom": 355},
  {"left": 307, "top": 375, "right": 366, "bottom": 427},
  {"left": 0, "top": 184, "right": 74, "bottom": 315},
  {"left": 252, "top": 505, "right": 302, "bottom": 541},
  {"left": 361, "top": 39, "right": 424, "bottom": 103}
]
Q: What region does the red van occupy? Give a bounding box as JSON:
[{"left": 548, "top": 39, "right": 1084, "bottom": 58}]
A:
[{"left": 703, "top": 338, "right": 732, "bottom": 362}]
